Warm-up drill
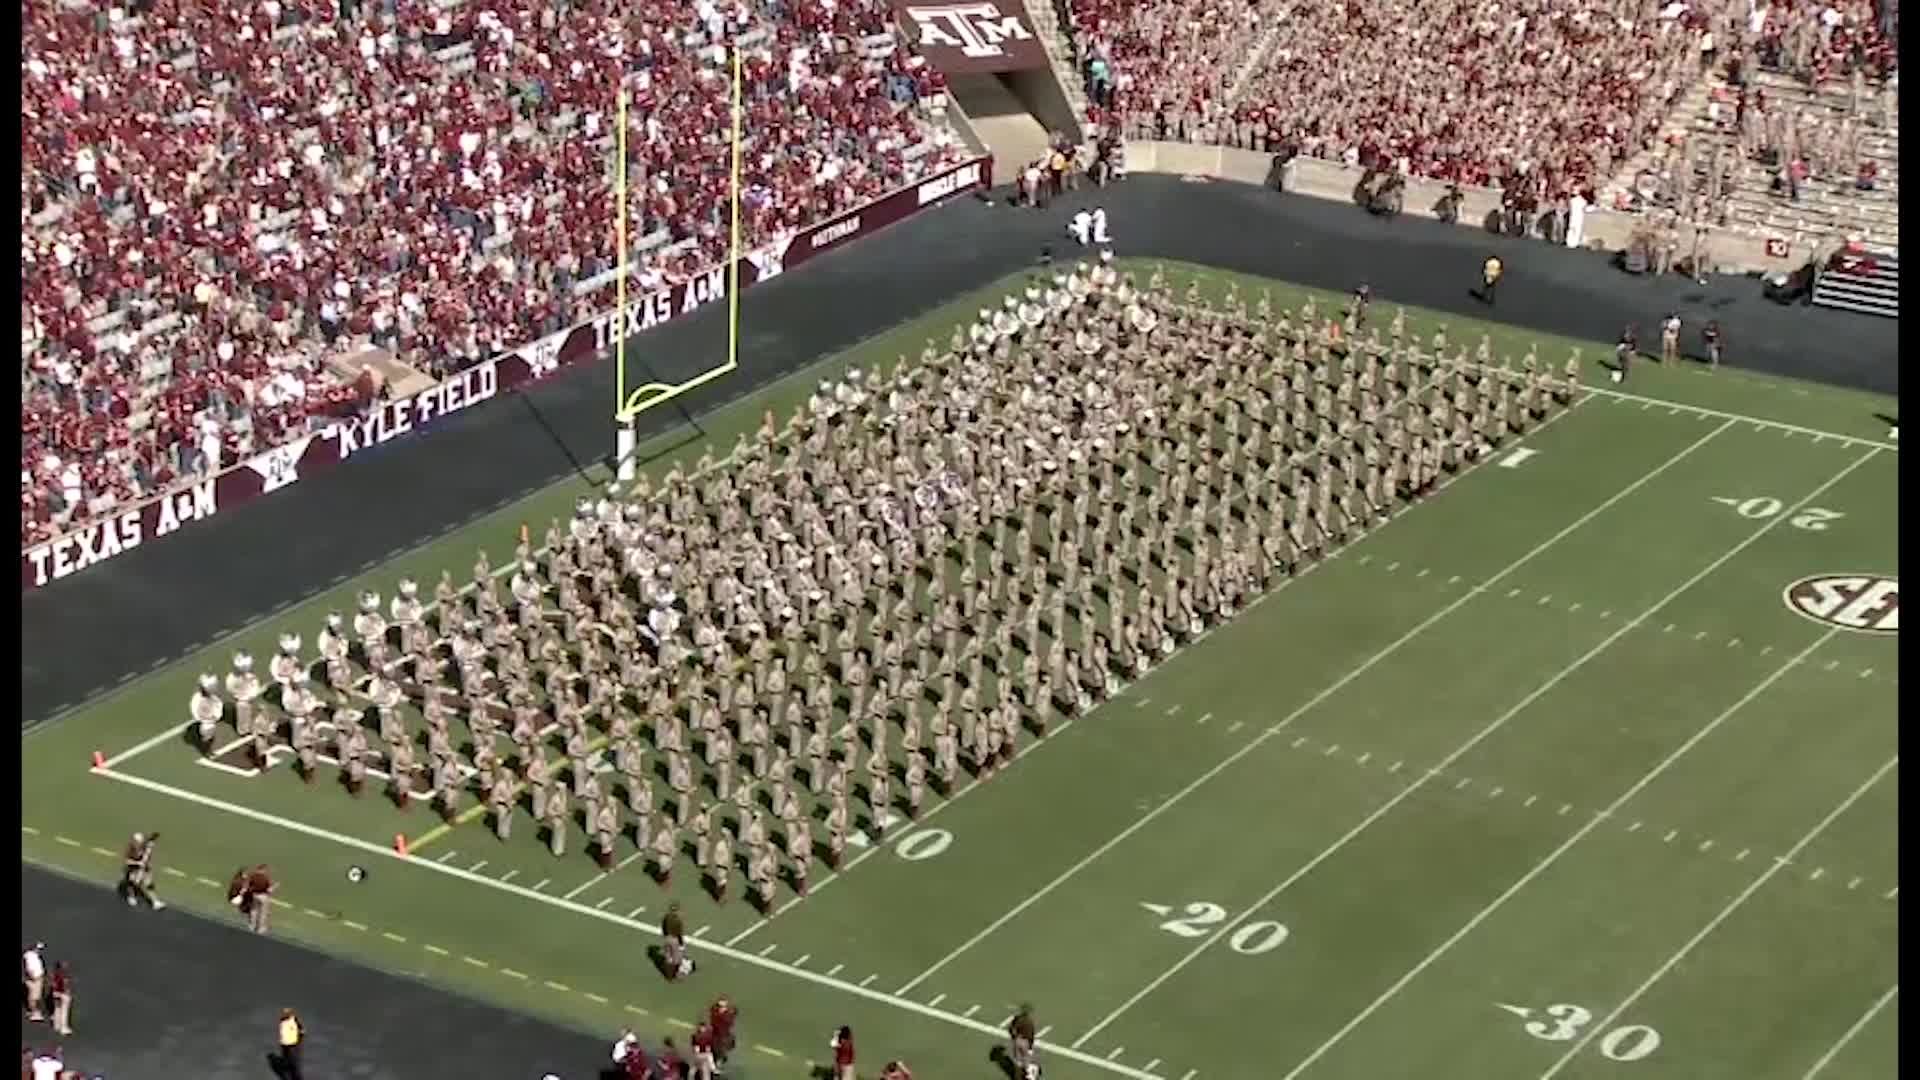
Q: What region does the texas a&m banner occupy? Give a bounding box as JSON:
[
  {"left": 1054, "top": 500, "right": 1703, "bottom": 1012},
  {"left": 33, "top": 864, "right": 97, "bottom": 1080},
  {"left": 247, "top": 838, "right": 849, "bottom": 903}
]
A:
[{"left": 890, "top": 0, "right": 1050, "bottom": 74}]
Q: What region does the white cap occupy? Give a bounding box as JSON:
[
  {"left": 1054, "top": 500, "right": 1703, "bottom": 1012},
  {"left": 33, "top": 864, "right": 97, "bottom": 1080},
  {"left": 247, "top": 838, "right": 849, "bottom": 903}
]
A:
[
  {"left": 279, "top": 633, "right": 300, "bottom": 652},
  {"left": 399, "top": 579, "right": 418, "bottom": 597},
  {"left": 199, "top": 673, "right": 218, "bottom": 691},
  {"left": 233, "top": 652, "right": 254, "bottom": 671}
]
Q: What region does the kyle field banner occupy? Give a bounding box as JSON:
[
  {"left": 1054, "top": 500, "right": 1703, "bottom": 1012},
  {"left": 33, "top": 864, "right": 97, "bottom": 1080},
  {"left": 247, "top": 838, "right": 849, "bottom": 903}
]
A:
[
  {"left": 891, "top": 0, "right": 1050, "bottom": 74},
  {"left": 22, "top": 156, "right": 992, "bottom": 590}
]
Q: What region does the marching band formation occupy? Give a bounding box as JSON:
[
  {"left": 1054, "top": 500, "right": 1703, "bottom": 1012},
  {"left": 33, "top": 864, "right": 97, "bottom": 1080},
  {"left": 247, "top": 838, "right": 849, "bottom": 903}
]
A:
[{"left": 187, "top": 258, "right": 1584, "bottom": 908}]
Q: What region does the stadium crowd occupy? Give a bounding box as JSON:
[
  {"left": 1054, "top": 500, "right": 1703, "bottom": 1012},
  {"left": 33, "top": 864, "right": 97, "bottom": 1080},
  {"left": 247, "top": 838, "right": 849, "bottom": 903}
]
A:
[
  {"left": 187, "top": 262, "right": 1581, "bottom": 919},
  {"left": 21, "top": 0, "right": 959, "bottom": 548},
  {"left": 1067, "top": 0, "right": 1893, "bottom": 212}
]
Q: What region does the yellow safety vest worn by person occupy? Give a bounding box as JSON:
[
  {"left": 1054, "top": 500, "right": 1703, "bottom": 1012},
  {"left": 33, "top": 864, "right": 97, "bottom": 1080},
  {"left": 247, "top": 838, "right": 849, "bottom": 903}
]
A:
[
  {"left": 280, "top": 1014, "right": 302, "bottom": 1047},
  {"left": 1484, "top": 257, "right": 1503, "bottom": 283}
]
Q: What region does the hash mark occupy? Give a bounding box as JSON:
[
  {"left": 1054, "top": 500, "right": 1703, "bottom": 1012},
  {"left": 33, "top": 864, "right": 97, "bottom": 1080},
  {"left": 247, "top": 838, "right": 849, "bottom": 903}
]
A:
[
  {"left": 343, "top": 920, "right": 368, "bottom": 931},
  {"left": 1226, "top": 720, "right": 1243, "bottom": 733},
  {"left": 1825, "top": 660, "right": 1841, "bottom": 671},
  {"left": 500, "top": 870, "right": 519, "bottom": 883},
  {"left": 1693, "top": 630, "right": 1708, "bottom": 641},
  {"left": 1558, "top": 804, "right": 1572, "bottom": 816},
  {"left": 964, "top": 1005, "right": 981, "bottom": 1018},
  {"left": 468, "top": 860, "right": 488, "bottom": 873},
  {"left": 1537, "top": 594, "right": 1552, "bottom": 605},
  {"left": 1862, "top": 668, "right": 1875, "bottom": 678},
  {"left": 382, "top": 932, "right": 408, "bottom": 943},
  {"left": 531, "top": 879, "right": 550, "bottom": 892},
  {"left": 1506, "top": 588, "right": 1522, "bottom": 598},
  {"left": 1448, "top": 575, "right": 1461, "bottom": 585},
  {"left": 1416, "top": 568, "right": 1429, "bottom": 578},
  {"left": 1039, "top": 1025, "right": 1054, "bottom": 1040},
  {"left": 1358, "top": 555, "right": 1372, "bottom": 565},
  {"left": 1524, "top": 795, "right": 1538, "bottom": 807},
  {"left": 597, "top": 898, "right": 615, "bottom": 910},
  {"left": 1146, "top": 1060, "right": 1163, "bottom": 1073},
  {"left": 1197, "top": 712, "right": 1214, "bottom": 725},
  {"left": 1698, "top": 839, "right": 1715, "bottom": 853},
  {"left": 1454, "top": 777, "right": 1471, "bottom": 790},
  {"left": 1389, "top": 761, "right": 1403, "bottom": 773},
  {"left": 1663, "top": 623, "right": 1676, "bottom": 633},
  {"left": 1811, "top": 867, "right": 1827, "bottom": 881},
  {"left": 1628, "top": 821, "right": 1643, "bottom": 832},
  {"left": 1108, "top": 1047, "right": 1127, "bottom": 1061},
  {"left": 1885, "top": 887, "right": 1898, "bottom": 900},
  {"left": 1324, "top": 743, "right": 1341, "bottom": 756},
  {"left": 758, "top": 944, "right": 778, "bottom": 957},
  {"left": 586, "top": 993, "right": 609, "bottom": 1005},
  {"left": 545, "top": 980, "right": 571, "bottom": 993},
  {"left": 1568, "top": 603, "right": 1581, "bottom": 613},
  {"left": 794, "top": 954, "right": 811, "bottom": 967},
  {"left": 424, "top": 945, "right": 450, "bottom": 957},
  {"left": 827, "top": 964, "right": 845, "bottom": 977},
  {"left": 1663, "top": 830, "right": 1678, "bottom": 843},
  {"left": 1761, "top": 645, "right": 1774, "bottom": 655},
  {"left": 1292, "top": 736, "right": 1308, "bottom": 749},
  {"left": 1598, "top": 610, "right": 1612, "bottom": 620},
  {"left": 1356, "top": 752, "right": 1371, "bottom": 766},
  {"left": 1848, "top": 877, "right": 1863, "bottom": 890},
  {"left": 628, "top": 906, "right": 648, "bottom": 919},
  {"left": 1487, "top": 786, "right": 1503, "bottom": 798},
  {"left": 1386, "top": 562, "right": 1401, "bottom": 572},
  {"left": 1735, "top": 848, "right": 1750, "bottom": 861},
  {"left": 860, "top": 974, "right": 879, "bottom": 987},
  {"left": 1134, "top": 697, "right": 1153, "bottom": 709},
  {"left": 1728, "top": 638, "right": 1740, "bottom": 648},
  {"left": 928, "top": 993, "right": 947, "bottom": 1007},
  {"left": 1166, "top": 704, "right": 1183, "bottom": 716},
  {"left": 501, "top": 969, "right": 527, "bottom": 980},
  {"left": 693, "top": 925, "right": 711, "bottom": 938},
  {"left": 463, "top": 956, "right": 488, "bottom": 968}
]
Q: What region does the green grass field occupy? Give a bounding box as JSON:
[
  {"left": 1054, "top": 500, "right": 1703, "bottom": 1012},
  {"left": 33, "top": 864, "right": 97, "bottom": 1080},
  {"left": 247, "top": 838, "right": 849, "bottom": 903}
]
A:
[{"left": 24, "top": 261, "right": 1899, "bottom": 1080}]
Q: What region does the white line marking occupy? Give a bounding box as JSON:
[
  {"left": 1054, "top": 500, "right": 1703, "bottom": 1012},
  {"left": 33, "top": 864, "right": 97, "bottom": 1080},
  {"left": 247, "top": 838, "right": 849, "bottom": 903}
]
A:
[
  {"left": 530, "top": 878, "right": 550, "bottom": 892},
  {"left": 903, "top": 412, "right": 1715, "bottom": 1001},
  {"left": 597, "top": 897, "right": 614, "bottom": 910},
  {"left": 1487, "top": 786, "right": 1502, "bottom": 799},
  {"left": 1454, "top": 777, "right": 1471, "bottom": 790},
  {"left": 1145, "top": 1059, "right": 1161, "bottom": 1072},
  {"left": 467, "top": 860, "right": 488, "bottom": 873},
  {"left": 628, "top": 906, "right": 648, "bottom": 919},
  {"left": 1699, "top": 839, "right": 1714, "bottom": 852},
  {"left": 1523, "top": 795, "right": 1537, "bottom": 807},
  {"left": 1559, "top": 804, "right": 1572, "bottom": 816},
  {"left": 562, "top": 875, "right": 603, "bottom": 901},
  {"left": 860, "top": 974, "right": 879, "bottom": 988},
  {"left": 759, "top": 943, "right": 779, "bottom": 957},
  {"left": 1108, "top": 1047, "right": 1127, "bottom": 1061},
  {"left": 827, "top": 964, "right": 845, "bottom": 977},
  {"left": 794, "top": 954, "right": 811, "bottom": 967},
  {"left": 500, "top": 870, "right": 518, "bottom": 883},
  {"left": 1848, "top": 877, "right": 1862, "bottom": 891},
  {"left": 1627, "top": 821, "right": 1642, "bottom": 832},
  {"left": 928, "top": 993, "right": 946, "bottom": 1007},
  {"left": 1539, "top": 755, "right": 1898, "bottom": 1078},
  {"left": 964, "top": 1005, "right": 981, "bottom": 1018},
  {"left": 1802, "top": 984, "right": 1898, "bottom": 1079},
  {"left": 1389, "top": 761, "right": 1403, "bottom": 773},
  {"left": 693, "top": 925, "right": 711, "bottom": 938},
  {"left": 1280, "top": 627, "right": 1851, "bottom": 1078},
  {"left": 1356, "top": 753, "right": 1371, "bottom": 766},
  {"left": 1664, "top": 830, "right": 1679, "bottom": 843},
  {"left": 1811, "top": 867, "right": 1826, "bottom": 881},
  {"left": 1292, "top": 737, "right": 1308, "bottom": 749},
  {"left": 1197, "top": 712, "right": 1214, "bottom": 725}
]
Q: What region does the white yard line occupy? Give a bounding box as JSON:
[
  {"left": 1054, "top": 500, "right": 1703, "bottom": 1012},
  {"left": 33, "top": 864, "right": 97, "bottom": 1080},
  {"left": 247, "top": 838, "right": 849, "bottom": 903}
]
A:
[
  {"left": 897, "top": 418, "right": 1736, "bottom": 998},
  {"left": 1570, "top": 381, "right": 1895, "bottom": 451},
  {"left": 1277, "top": 627, "right": 1842, "bottom": 1077},
  {"left": 85, "top": 763, "right": 1164, "bottom": 1080},
  {"left": 1088, "top": 446, "right": 1877, "bottom": 1057},
  {"left": 1802, "top": 984, "right": 1899, "bottom": 1079},
  {"left": 1538, "top": 754, "right": 1898, "bottom": 1079}
]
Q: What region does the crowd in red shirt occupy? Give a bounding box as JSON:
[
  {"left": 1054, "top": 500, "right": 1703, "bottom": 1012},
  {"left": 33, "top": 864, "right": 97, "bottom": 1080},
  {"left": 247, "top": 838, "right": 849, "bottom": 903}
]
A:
[
  {"left": 21, "top": 0, "right": 958, "bottom": 548},
  {"left": 1065, "top": 0, "right": 1891, "bottom": 206}
]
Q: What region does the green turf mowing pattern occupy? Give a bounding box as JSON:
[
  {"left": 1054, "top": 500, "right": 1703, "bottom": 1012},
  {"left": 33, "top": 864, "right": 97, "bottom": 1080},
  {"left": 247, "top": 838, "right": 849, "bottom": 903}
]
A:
[{"left": 24, "top": 261, "right": 1896, "bottom": 1080}]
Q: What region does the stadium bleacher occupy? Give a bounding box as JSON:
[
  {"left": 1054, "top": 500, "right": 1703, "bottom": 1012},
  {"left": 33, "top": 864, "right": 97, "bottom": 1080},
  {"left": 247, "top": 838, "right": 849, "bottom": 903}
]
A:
[{"left": 21, "top": 0, "right": 960, "bottom": 546}]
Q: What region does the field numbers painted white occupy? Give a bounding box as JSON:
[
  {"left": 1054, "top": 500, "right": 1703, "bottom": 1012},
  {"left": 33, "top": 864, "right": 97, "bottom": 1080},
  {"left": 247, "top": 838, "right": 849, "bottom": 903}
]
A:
[
  {"left": 1228, "top": 921, "right": 1290, "bottom": 955},
  {"left": 1499, "top": 448, "right": 1541, "bottom": 469},
  {"left": 1711, "top": 496, "right": 1845, "bottom": 532},
  {"left": 894, "top": 828, "right": 953, "bottom": 861},
  {"left": 844, "top": 813, "right": 954, "bottom": 861},
  {"left": 1150, "top": 902, "right": 1291, "bottom": 955},
  {"left": 1508, "top": 1001, "right": 1661, "bottom": 1061},
  {"left": 1159, "top": 902, "right": 1228, "bottom": 938}
]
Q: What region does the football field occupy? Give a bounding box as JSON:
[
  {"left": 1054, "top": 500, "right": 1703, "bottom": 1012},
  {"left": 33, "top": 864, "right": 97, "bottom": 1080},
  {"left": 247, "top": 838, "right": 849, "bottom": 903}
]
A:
[{"left": 23, "top": 262, "right": 1898, "bottom": 1079}]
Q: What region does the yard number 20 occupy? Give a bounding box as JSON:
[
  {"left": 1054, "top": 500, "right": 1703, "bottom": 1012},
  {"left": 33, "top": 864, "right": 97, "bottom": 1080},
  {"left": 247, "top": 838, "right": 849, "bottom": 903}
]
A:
[
  {"left": 1722, "top": 497, "right": 1844, "bottom": 531},
  {"left": 1520, "top": 1003, "right": 1662, "bottom": 1062},
  {"left": 1157, "top": 902, "right": 1291, "bottom": 955}
]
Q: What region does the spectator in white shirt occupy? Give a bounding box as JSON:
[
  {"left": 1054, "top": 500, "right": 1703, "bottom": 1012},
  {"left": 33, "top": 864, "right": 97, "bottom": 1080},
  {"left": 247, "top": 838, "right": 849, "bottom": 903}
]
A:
[{"left": 22, "top": 942, "right": 46, "bottom": 1021}]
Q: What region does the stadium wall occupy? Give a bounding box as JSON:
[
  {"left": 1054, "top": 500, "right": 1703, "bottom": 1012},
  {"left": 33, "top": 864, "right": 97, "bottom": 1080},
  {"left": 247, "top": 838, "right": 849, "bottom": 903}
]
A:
[
  {"left": 21, "top": 155, "right": 993, "bottom": 592},
  {"left": 1121, "top": 141, "right": 1820, "bottom": 278}
]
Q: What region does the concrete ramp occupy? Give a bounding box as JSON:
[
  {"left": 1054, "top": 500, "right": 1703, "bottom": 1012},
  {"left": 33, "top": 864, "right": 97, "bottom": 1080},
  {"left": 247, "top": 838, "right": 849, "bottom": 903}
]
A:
[{"left": 949, "top": 73, "right": 1055, "bottom": 185}]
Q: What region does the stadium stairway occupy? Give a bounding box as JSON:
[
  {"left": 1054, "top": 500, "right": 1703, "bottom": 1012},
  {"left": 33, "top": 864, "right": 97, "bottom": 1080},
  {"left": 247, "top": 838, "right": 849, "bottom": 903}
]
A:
[
  {"left": 949, "top": 73, "right": 1058, "bottom": 186},
  {"left": 1812, "top": 248, "right": 1900, "bottom": 318},
  {"left": 1022, "top": 0, "right": 1092, "bottom": 129}
]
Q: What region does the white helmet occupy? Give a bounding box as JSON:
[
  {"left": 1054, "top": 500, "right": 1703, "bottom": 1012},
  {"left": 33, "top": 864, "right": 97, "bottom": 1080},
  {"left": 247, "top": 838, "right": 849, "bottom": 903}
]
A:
[
  {"left": 198, "top": 673, "right": 218, "bottom": 692},
  {"left": 399, "top": 579, "right": 418, "bottom": 597},
  {"left": 278, "top": 633, "right": 300, "bottom": 653},
  {"left": 132, "top": 832, "right": 145, "bottom": 845},
  {"left": 327, "top": 612, "right": 343, "bottom": 629},
  {"left": 233, "top": 652, "right": 254, "bottom": 672},
  {"left": 1100, "top": 249, "right": 1114, "bottom": 263},
  {"left": 522, "top": 561, "right": 536, "bottom": 575},
  {"left": 360, "top": 590, "right": 380, "bottom": 611}
]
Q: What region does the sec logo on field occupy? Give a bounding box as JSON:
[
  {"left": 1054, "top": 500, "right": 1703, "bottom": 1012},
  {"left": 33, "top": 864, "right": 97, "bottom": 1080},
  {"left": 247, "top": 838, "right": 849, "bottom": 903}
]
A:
[{"left": 1782, "top": 574, "right": 1899, "bottom": 634}]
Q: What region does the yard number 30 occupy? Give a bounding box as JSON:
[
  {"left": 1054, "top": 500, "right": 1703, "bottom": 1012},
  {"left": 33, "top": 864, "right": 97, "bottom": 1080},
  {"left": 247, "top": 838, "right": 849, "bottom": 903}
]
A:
[{"left": 1520, "top": 1003, "right": 1663, "bottom": 1062}]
